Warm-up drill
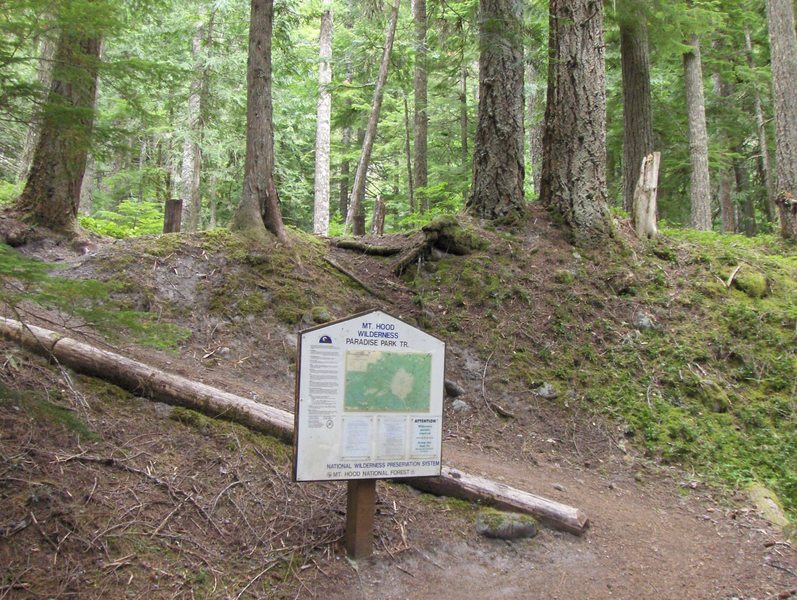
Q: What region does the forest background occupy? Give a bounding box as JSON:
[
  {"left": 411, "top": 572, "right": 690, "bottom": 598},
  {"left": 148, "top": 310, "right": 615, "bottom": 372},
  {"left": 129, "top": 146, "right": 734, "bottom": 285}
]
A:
[{"left": 0, "top": 0, "right": 786, "bottom": 238}]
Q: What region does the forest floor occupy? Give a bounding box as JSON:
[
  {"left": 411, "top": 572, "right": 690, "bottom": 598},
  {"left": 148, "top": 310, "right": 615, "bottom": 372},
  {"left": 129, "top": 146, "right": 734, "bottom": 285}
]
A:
[{"left": 1, "top": 206, "right": 796, "bottom": 599}]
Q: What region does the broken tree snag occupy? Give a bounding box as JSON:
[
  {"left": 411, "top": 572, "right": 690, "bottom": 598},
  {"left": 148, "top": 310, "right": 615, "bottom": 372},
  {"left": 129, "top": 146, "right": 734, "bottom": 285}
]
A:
[
  {"left": 0, "top": 316, "right": 294, "bottom": 442},
  {"left": 632, "top": 152, "right": 660, "bottom": 239},
  {"left": 332, "top": 238, "right": 403, "bottom": 256},
  {"left": 163, "top": 199, "right": 183, "bottom": 233},
  {"left": 390, "top": 230, "right": 437, "bottom": 275},
  {"left": 0, "top": 316, "right": 589, "bottom": 535},
  {"left": 404, "top": 466, "right": 589, "bottom": 536}
]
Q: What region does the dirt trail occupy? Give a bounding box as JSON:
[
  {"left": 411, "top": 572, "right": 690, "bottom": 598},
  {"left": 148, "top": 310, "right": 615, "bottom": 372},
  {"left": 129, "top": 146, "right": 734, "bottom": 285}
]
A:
[{"left": 322, "top": 443, "right": 796, "bottom": 600}]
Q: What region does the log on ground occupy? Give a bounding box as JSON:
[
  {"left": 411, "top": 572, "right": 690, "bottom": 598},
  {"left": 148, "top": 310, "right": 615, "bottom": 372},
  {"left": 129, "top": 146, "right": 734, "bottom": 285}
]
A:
[
  {"left": 0, "top": 316, "right": 294, "bottom": 442},
  {"left": 0, "top": 316, "right": 589, "bottom": 535},
  {"left": 404, "top": 466, "right": 589, "bottom": 535}
]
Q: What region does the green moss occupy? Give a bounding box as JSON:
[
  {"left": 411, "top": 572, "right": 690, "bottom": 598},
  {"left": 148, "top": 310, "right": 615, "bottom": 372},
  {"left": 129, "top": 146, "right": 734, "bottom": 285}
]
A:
[
  {"left": 553, "top": 269, "right": 575, "bottom": 285},
  {"left": 127, "top": 232, "right": 185, "bottom": 258},
  {"left": 170, "top": 407, "right": 290, "bottom": 462},
  {"left": 733, "top": 270, "right": 769, "bottom": 298},
  {"left": 423, "top": 216, "right": 489, "bottom": 255},
  {"left": 311, "top": 305, "right": 332, "bottom": 323}
]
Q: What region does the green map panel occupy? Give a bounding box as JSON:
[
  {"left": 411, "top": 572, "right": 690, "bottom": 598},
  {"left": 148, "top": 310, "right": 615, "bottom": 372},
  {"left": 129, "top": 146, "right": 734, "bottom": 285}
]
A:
[{"left": 344, "top": 351, "right": 432, "bottom": 413}]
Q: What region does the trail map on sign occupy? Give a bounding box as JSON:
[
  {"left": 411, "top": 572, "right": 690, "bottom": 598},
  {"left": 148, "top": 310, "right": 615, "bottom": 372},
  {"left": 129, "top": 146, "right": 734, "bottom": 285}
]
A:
[{"left": 344, "top": 351, "right": 432, "bottom": 413}]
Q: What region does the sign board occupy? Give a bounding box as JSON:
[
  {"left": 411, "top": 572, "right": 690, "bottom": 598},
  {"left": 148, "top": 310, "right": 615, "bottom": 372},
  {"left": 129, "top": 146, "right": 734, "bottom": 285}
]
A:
[{"left": 293, "top": 310, "right": 445, "bottom": 482}]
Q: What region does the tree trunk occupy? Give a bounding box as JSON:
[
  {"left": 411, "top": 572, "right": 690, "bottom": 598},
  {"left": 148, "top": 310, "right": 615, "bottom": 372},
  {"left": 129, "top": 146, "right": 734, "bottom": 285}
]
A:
[
  {"left": 466, "top": 0, "right": 525, "bottom": 221},
  {"left": 539, "top": 0, "right": 612, "bottom": 245},
  {"left": 525, "top": 59, "right": 543, "bottom": 197},
  {"left": 618, "top": 0, "right": 654, "bottom": 216},
  {"left": 17, "top": 33, "right": 57, "bottom": 183},
  {"left": 208, "top": 175, "right": 218, "bottom": 228},
  {"left": 745, "top": 28, "right": 777, "bottom": 223},
  {"left": 765, "top": 0, "right": 797, "bottom": 240},
  {"left": 403, "top": 95, "right": 415, "bottom": 212},
  {"left": 712, "top": 59, "right": 736, "bottom": 233},
  {"left": 163, "top": 199, "right": 183, "bottom": 233},
  {"left": 16, "top": 30, "right": 102, "bottom": 234},
  {"left": 231, "top": 0, "right": 286, "bottom": 242},
  {"left": 370, "top": 194, "right": 386, "bottom": 235},
  {"left": 79, "top": 153, "right": 95, "bottom": 216},
  {"left": 632, "top": 152, "right": 660, "bottom": 239},
  {"left": 683, "top": 34, "right": 712, "bottom": 230},
  {"left": 344, "top": 0, "right": 400, "bottom": 236},
  {"left": 413, "top": 0, "right": 428, "bottom": 212},
  {"left": 180, "top": 22, "right": 204, "bottom": 232},
  {"left": 313, "top": 1, "right": 334, "bottom": 236},
  {"left": 339, "top": 126, "right": 351, "bottom": 222},
  {"left": 734, "top": 154, "right": 757, "bottom": 236},
  {"left": 459, "top": 56, "right": 469, "bottom": 199}
]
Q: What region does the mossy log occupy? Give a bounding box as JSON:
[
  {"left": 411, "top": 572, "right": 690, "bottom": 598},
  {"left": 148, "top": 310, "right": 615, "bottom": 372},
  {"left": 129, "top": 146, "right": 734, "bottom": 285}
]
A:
[
  {"left": 0, "top": 316, "right": 588, "bottom": 535},
  {"left": 389, "top": 231, "right": 436, "bottom": 275},
  {"left": 332, "top": 238, "right": 404, "bottom": 256}
]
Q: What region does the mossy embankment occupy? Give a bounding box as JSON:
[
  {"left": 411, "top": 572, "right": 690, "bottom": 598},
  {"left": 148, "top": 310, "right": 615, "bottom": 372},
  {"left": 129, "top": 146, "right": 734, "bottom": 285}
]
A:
[
  {"left": 408, "top": 221, "right": 796, "bottom": 518},
  {"left": 1, "top": 219, "right": 795, "bottom": 521}
]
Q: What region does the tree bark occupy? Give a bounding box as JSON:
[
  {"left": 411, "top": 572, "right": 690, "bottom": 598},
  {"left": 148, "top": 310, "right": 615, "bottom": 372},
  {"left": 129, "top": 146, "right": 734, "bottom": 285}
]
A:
[
  {"left": 525, "top": 59, "right": 543, "bottom": 197},
  {"left": 79, "top": 153, "right": 95, "bottom": 215},
  {"left": 180, "top": 21, "right": 204, "bottom": 232},
  {"left": 413, "top": 0, "right": 428, "bottom": 212},
  {"left": 539, "top": 0, "right": 612, "bottom": 245},
  {"left": 17, "top": 33, "right": 56, "bottom": 183},
  {"left": 0, "top": 315, "right": 589, "bottom": 536},
  {"left": 683, "top": 34, "right": 712, "bottom": 230},
  {"left": 163, "top": 199, "right": 183, "bottom": 233},
  {"left": 339, "top": 126, "right": 351, "bottom": 222},
  {"left": 466, "top": 0, "right": 525, "bottom": 221},
  {"left": 313, "top": 1, "right": 334, "bottom": 236},
  {"left": 403, "top": 95, "right": 415, "bottom": 212},
  {"left": 632, "top": 152, "right": 660, "bottom": 239},
  {"left": 16, "top": 29, "right": 102, "bottom": 234},
  {"left": 711, "top": 56, "right": 736, "bottom": 233},
  {"left": 370, "top": 194, "right": 386, "bottom": 235},
  {"left": 459, "top": 57, "right": 469, "bottom": 197},
  {"left": 231, "top": 0, "right": 286, "bottom": 242},
  {"left": 765, "top": 0, "right": 797, "bottom": 240},
  {"left": 618, "top": 0, "right": 654, "bottom": 216},
  {"left": 745, "top": 28, "right": 777, "bottom": 224},
  {"left": 345, "top": 0, "right": 400, "bottom": 236}
]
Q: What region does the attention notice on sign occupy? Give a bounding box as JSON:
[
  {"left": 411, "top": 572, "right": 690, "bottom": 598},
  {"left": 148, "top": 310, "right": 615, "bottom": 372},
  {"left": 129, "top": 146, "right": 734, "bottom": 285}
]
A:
[{"left": 293, "top": 310, "right": 445, "bottom": 482}]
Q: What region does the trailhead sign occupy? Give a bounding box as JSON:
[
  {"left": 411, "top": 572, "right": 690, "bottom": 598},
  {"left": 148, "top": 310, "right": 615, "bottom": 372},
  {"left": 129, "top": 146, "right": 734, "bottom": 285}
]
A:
[{"left": 293, "top": 310, "right": 445, "bottom": 482}]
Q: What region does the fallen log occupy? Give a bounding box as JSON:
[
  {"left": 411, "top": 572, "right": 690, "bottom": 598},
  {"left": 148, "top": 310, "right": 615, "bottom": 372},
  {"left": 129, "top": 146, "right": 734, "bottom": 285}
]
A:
[
  {"left": 332, "top": 238, "right": 403, "bottom": 256},
  {"left": 0, "top": 316, "right": 294, "bottom": 442},
  {"left": 0, "top": 316, "right": 589, "bottom": 535},
  {"left": 404, "top": 466, "right": 588, "bottom": 535}
]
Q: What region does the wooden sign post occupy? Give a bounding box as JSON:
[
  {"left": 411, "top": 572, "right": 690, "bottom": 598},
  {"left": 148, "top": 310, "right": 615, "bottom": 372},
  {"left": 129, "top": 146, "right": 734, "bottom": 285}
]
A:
[
  {"left": 293, "top": 310, "right": 445, "bottom": 560},
  {"left": 345, "top": 479, "right": 376, "bottom": 559}
]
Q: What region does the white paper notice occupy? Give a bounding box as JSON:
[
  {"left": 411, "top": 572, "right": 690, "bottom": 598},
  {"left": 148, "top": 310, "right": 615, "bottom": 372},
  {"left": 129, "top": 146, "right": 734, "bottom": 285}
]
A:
[
  {"left": 376, "top": 416, "right": 407, "bottom": 458},
  {"left": 341, "top": 416, "right": 373, "bottom": 459},
  {"left": 411, "top": 417, "right": 439, "bottom": 457}
]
